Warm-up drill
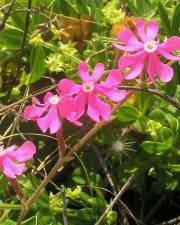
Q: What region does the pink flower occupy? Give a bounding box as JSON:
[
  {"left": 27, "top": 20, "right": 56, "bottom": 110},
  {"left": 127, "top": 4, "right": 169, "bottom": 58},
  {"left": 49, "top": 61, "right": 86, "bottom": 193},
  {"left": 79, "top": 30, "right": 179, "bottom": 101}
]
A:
[
  {"left": 113, "top": 18, "right": 180, "bottom": 83},
  {"left": 24, "top": 92, "right": 81, "bottom": 134},
  {"left": 58, "top": 62, "right": 126, "bottom": 122},
  {"left": 0, "top": 141, "right": 36, "bottom": 179}
]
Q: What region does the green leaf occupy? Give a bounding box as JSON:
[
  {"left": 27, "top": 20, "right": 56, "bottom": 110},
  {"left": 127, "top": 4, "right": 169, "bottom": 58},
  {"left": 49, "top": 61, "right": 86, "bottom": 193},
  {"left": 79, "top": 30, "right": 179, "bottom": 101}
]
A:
[
  {"left": 0, "top": 174, "right": 8, "bottom": 193},
  {"left": 149, "top": 109, "right": 166, "bottom": 122},
  {"left": 138, "top": 92, "right": 150, "bottom": 113},
  {"left": 106, "top": 211, "right": 118, "bottom": 225},
  {"left": 126, "top": 0, "right": 139, "bottom": 16},
  {"left": 158, "top": 1, "right": 172, "bottom": 35},
  {"left": 159, "top": 127, "right": 174, "bottom": 146},
  {"left": 2, "top": 220, "right": 16, "bottom": 225},
  {"left": 164, "top": 63, "right": 179, "bottom": 97},
  {"left": 0, "top": 26, "right": 23, "bottom": 49},
  {"left": 87, "top": 197, "right": 106, "bottom": 212},
  {"left": 72, "top": 168, "right": 86, "bottom": 185},
  {"left": 166, "top": 115, "right": 179, "bottom": 134},
  {"left": 172, "top": 3, "right": 180, "bottom": 35},
  {"left": 30, "top": 46, "right": 46, "bottom": 83},
  {"left": 116, "top": 105, "right": 140, "bottom": 123},
  {"left": 141, "top": 141, "right": 168, "bottom": 154},
  {"left": 136, "top": 0, "right": 145, "bottom": 14},
  {"left": 170, "top": 164, "right": 180, "bottom": 172}
]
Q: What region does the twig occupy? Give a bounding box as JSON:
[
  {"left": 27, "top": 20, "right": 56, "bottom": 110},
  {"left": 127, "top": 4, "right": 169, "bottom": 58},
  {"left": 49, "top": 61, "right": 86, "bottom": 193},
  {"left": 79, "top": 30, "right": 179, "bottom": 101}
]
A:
[
  {"left": 95, "top": 175, "right": 135, "bottom": 225},
  {"left": 155, "top": 216, "right": 180, "bottom": 225},
  {"left": 60, "top": 185, "right": 68, "bottom": 225},
  {"left": 119, "top": 86, "right": 180, "bottom": 110},
  {"left": 0, "top": 0, "right": 17, "bottom": 31}
]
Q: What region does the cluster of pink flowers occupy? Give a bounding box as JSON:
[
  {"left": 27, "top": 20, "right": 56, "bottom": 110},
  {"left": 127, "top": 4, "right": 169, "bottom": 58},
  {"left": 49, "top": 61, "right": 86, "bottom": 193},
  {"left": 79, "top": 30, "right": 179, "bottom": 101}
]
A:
[
  {"left": 24, "top": 62, "right": 126, "bottom": 133},
  {"left": 114, "top": 18, "right": 180, "bottom": 83},
  {"left": 1, "top": 19, "right": 180, "bottom": 182}
]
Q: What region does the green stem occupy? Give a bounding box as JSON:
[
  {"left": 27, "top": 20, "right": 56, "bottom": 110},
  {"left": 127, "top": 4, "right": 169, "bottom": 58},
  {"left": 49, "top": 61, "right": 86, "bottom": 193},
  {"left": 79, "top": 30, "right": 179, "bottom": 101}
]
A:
[
  {"left": 0, "top": 204, "right": 21, "bottom": 210},
  {"left": 0, "top": 203, "right": 63, "bottom": 213}
]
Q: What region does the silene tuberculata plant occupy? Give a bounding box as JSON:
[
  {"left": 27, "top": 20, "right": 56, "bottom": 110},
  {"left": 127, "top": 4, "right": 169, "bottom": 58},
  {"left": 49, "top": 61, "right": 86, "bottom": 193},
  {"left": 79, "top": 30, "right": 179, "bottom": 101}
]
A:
[{"left": 0, "top": 1, "right": 180, "bottom": 224}]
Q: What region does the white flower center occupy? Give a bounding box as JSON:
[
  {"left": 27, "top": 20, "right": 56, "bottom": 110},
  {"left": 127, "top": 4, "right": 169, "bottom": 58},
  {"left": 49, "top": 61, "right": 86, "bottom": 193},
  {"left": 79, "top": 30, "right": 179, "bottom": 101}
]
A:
[
  {"left": 144, "top": 40, "right": 157, "bottom": 53},
  {"left": 49, "top": 95, "right": 60, "bottom": 105},
  {"left": 82, "top": 81, "right": 95, "bottom": 93}
]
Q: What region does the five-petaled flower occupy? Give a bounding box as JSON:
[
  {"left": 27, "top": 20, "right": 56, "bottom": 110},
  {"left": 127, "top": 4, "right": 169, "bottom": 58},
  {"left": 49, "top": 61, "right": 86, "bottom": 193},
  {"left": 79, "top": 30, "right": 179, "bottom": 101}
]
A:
[
  {"left": 24, "top": 92, "right": 81, "bottom": 134},
  {"left": 0, "top": 141, "right": 36, "bottom": 179},
  {"left": 114, "top": 18, "right": 180, "bottom": 83},
  {"left": 58, "top": 62, "right": 126, "bottom": 122}
]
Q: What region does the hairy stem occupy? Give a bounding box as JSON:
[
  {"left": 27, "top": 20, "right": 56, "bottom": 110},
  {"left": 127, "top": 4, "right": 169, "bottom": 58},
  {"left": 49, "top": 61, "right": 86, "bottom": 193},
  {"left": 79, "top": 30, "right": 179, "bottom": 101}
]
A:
[
  {"left": 8, "top": 179, "right": 25, "bottom": 200},
  {"left": 56, "top": 127, "right": 66, "bottom": 157}
]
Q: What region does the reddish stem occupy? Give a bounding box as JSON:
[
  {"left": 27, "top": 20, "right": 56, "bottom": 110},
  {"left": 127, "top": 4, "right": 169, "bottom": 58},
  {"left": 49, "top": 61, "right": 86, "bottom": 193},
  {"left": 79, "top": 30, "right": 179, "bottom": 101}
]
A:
[
  {"left": 8, "top": 178, "right": 25, "bottom": 200},
  {"left": 56, "top": 128, "right": 66, "bottom": 157}
]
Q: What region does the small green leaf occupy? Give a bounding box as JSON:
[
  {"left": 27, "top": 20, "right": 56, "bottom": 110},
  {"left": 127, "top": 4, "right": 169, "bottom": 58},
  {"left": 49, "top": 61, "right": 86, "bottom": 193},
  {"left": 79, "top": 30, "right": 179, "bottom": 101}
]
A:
[
  {"left": 30, "top": 46, "right": 46, "bottom": 83},
  {"left": 159, "top": 127, "right": 174, "bottom": 146},
  {"left": 116, "top": 105, "right": 140, "bottom": 123},
  {"left": 106, "top": 211, "right": 118, "bottom": 225},
  {"left": 138, "top": 92, "right": 150, "bottom": 113},
  {"left": 0, "top": 27, "right": 23, "bottom": 49},
  {"left": 141, "top": 141, "right": 168, "bottom": 154},
  {"left": 2, "top": 220, "right": 16, "bottom": 225},
  {"left": 0, "top": 174, "right": 8, "bottom": 193},
  {"left": 170, "top": 164, "right": 180, "bottom": 172},
  {"left": 158, "top": 1, "right": 172, "bottom": 35},
  {"left": 166, "top": 115, "right": 179, "bottom": 134},
  {"left": 87, "top": 197, "right": 106, "bottom": 211},
  {"left": 149, "top": 109, "right": 166, "bottom": 122},
  {"left": 72, "top": 168, "right": 86, "bottom": 185},
  {"left": 172, "top": 3, "right": 180, "bottom": 35}
]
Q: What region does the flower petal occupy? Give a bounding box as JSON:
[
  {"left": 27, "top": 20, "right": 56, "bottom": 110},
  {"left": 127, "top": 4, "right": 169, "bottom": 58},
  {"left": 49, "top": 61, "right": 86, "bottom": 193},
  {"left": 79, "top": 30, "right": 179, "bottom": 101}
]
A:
[
  {"left": 78, "top": 62, "right": 90, "bottom": 81},
  {"left": 145, "top": 20, "right": 159, "bottom": 41},
  {"left": 87, "top": 93, "right": 111, "bottom": 122},
  {"left": 58, "top": 79, "right": 81, "bottom": 96},
  {"left": 37, "top": 106, "right": 61, "bottom": 134},
  {"left": 23, "top": 105, "right": 46, "bottom": 121},
  {"left": 91, "top": 63, "right": 104, "bottom": 81},
  {"left": 148, "top": 53, "right": 173, "bottom": 83},
  {"left": 43, "top": 92, "right": 54, "bottom": 104},
  {"left": 2, "top": 157, "right": 25, "bottom": 178},
  {"left": 147, "top": 53, "right": 157, "bottom": 83},
  {"left": 118, "top": 51, "right": 147, "bottom": 80},
  {"left": 7, "top": 141, "right": 36, "bottom": 163},
  {"left": 117, "top": 29, "right": 143, "bottom": 48},
  {"left": 102, "top": 69, "right": 123, "bottom": 88},
  {"left": 158, "top": 48, "right": 180, "bottom": 61},
  {"left": 59, "top": 94, "right": 85, "bottom": 124},
  {"left": 97, "top": 85, "right": 127, "bottom": 102},
  {"left": 136, "top": 18, "right": 146, "bottom": 42},
  {"left": 113, "top": 43, "right": 143, "bottom": 52},
  {"left": 5, "top": 145, "right": 17, "bottom": 152},
  {"left": 159, "top": 36, "right": 180, "bottom": 52},
  {"left": 156, "top": 59, "right": 173, "bottom": 83}
]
